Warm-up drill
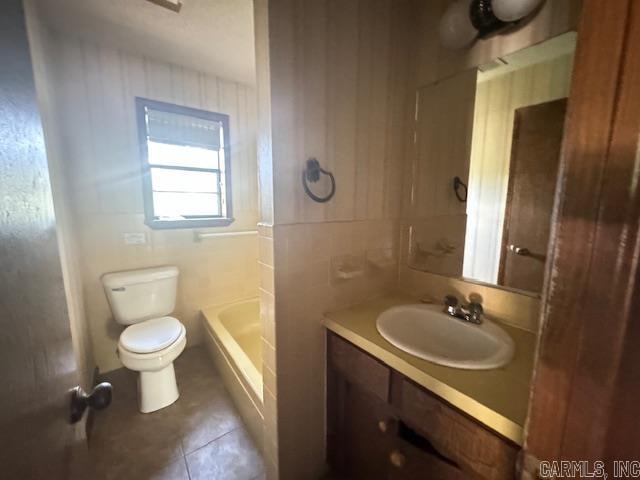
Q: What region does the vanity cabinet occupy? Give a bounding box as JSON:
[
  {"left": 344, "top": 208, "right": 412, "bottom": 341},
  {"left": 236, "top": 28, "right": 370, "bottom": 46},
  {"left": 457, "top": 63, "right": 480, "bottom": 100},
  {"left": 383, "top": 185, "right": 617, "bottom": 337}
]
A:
[{"left": 327, "top": 333, "right": 519, "bottom": 480}]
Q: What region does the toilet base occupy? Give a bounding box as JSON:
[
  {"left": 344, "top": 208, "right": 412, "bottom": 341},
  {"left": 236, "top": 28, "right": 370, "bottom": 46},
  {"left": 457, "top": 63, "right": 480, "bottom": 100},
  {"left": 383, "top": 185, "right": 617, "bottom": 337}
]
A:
[{"left": 137, "top": 362, "right": 180, "bottom": 413}]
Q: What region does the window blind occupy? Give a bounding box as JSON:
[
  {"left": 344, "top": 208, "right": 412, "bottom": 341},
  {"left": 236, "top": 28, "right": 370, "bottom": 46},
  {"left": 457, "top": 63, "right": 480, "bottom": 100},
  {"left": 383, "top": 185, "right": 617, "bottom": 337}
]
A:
[{"left": 146, "top": 108, "right": 221, "bottom": 149}]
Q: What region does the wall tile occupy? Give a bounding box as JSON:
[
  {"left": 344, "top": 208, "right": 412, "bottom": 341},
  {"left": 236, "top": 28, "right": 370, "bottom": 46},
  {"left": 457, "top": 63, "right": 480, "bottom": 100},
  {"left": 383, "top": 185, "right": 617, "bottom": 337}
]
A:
[
  {"left": 259, "top": 263, "right": 275, "bottom": 295},
  {"left": 262, "top": 337, "right": 276, "bottom": 373},
  {"left": 269, "top": 219, "right": 398, "bottom": 479}
]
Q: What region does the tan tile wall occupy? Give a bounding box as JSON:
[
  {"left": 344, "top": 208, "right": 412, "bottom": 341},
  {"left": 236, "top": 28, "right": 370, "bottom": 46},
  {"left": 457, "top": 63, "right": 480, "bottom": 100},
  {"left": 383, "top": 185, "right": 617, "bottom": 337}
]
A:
[
  {"left": 48, "top": 33, "right": 260, "bottom": 372},
  {"left": 257, "top": 224, "right": 278, "bottom": 479},
  {"left": 271, "top": 220, "right": 399, "bottom": 479},
  {"left": 79, "top": 214, "right": 259, "bottom": 371}
]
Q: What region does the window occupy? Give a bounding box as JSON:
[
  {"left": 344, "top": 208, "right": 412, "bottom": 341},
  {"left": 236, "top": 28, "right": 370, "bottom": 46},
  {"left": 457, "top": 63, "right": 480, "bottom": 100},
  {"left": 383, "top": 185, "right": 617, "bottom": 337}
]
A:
[{"left": 136, "top": 98, "right": 233, "bottom": 229}]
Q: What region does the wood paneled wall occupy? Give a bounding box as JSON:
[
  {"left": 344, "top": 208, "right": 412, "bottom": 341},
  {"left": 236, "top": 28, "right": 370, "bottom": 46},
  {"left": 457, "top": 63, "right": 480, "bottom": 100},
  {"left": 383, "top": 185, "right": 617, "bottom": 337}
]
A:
[
  {"left": 53, "top": 35, "right": 258, "bottom": 223},
  {"left": 268, "top": 0, "right": 413, "bottom": 225},
  {"left": 257, "top": 1, "right": 415, "bottom": 479}
]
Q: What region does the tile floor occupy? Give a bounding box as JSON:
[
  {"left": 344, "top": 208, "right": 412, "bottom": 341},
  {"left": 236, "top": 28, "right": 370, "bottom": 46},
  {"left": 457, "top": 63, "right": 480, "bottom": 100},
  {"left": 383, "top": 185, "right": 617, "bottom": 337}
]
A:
[{"left": 89, "top": 346, "right": 264, "bottom": 480}]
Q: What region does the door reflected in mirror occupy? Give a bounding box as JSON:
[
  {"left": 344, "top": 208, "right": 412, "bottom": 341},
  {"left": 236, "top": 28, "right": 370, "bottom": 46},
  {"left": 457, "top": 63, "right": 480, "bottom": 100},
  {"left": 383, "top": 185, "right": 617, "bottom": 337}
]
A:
[{"left": 407, "top": 32, "right": 576, "bottom": 296}]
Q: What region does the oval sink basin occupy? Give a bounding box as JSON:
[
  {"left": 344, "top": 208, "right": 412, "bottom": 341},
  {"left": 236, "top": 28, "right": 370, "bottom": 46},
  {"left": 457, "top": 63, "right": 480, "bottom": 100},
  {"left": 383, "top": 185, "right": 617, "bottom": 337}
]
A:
[{"left": 376, "top": 304, "right": 514, "bottom": 370}]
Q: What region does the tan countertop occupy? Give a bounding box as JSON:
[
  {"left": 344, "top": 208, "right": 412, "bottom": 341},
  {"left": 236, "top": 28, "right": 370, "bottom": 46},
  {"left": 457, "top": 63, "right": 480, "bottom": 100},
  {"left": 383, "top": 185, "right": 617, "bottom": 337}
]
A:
[{"left": 323, "top": 293, "right": 537, "bottom": 445}]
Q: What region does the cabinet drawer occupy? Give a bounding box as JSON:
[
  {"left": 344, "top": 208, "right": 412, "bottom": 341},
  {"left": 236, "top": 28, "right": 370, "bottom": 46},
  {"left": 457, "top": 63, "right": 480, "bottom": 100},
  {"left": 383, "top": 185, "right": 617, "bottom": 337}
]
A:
[
  {"left": 328, "top": 333, "right": 391, "bottom": 402},
  {"left": 394, "top": 378, "right": 518, "bottom": 480},
  {"left": 387, "top": 437, "right": 469, "bottom": 480}
]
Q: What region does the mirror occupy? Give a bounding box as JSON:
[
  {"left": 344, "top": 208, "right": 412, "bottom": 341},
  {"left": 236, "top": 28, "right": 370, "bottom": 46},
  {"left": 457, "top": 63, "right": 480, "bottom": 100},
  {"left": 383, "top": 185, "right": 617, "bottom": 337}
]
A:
[{"left": 407, "top": 32, "right": 577, "bottom": 296}]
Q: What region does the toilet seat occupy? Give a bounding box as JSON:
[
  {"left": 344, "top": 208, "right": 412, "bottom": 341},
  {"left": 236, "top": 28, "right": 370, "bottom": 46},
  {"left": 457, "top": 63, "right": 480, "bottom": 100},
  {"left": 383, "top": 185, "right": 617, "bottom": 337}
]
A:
[
  {"left": 116, "top": 320, "right": 187, "bottom": 413},
  {"left": 120, "top": 316, "right": 183, "bottom": 354}
]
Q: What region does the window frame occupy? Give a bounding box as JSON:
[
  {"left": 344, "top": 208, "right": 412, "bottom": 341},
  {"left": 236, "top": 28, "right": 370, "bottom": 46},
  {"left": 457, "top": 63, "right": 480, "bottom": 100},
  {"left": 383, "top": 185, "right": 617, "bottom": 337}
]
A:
[{"left": 135, "top": 97, "right": 234, "bottom": 229}]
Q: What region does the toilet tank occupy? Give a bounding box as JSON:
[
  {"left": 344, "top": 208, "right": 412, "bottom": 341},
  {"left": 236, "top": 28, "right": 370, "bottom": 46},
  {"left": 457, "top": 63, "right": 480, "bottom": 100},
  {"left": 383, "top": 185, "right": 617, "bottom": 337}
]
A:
[{"left": 101, "top": 266, "right": 179, "bottom": 325}]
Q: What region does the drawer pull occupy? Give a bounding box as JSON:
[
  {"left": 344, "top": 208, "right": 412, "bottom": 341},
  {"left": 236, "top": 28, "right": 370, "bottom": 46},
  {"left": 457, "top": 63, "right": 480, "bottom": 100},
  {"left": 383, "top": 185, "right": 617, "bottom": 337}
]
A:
[
  {"left": 389, "top": 450, "right": 406, "bottom": 469},
  {"left": 378, "top": 420, "right": 388, "bottom": 433}
]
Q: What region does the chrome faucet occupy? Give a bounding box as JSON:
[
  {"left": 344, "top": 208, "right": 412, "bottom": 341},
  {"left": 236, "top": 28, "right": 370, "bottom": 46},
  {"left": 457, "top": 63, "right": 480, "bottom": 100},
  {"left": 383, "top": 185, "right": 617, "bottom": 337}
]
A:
[{"left": 443, "top": 295, "right": 484, "bottom": 324}]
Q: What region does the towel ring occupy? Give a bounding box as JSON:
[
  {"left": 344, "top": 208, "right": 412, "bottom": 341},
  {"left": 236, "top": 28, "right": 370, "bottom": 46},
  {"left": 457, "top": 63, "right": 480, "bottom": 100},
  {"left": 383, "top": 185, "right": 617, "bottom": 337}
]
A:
[
  {"left": 453, "top": 176, "right": 468, "bottom": 203},
  {"left": 302, "top": 158, "right": 336, "bottom": 203}
]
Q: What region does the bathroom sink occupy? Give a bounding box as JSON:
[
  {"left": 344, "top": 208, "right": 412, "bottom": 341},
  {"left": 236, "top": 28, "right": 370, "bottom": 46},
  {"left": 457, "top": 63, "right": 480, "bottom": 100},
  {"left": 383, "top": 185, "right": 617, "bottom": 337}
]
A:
[{"left": 376, "top": 304, "right": 514, "bottom": 370}]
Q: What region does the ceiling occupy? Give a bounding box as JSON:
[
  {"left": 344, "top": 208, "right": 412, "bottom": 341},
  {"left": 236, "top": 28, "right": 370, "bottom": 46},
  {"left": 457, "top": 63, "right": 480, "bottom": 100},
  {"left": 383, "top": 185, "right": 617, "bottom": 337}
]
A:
[{"left": 34, "top": 0, "right": 256, "bottom": 85}]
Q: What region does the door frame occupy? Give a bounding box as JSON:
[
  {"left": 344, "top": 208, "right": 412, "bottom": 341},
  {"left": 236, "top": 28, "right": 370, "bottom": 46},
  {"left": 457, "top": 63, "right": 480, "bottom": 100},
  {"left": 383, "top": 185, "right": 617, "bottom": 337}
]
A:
[{"left": 524, "top": 0, "right": 640, "bottom": 471}]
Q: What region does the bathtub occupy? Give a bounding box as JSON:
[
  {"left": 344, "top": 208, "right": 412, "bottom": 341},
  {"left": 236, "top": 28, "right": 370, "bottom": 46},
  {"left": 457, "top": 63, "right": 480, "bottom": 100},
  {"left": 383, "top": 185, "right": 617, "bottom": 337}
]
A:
[{"left": 202, "top": 298, "right": 263, "bottom": 450}]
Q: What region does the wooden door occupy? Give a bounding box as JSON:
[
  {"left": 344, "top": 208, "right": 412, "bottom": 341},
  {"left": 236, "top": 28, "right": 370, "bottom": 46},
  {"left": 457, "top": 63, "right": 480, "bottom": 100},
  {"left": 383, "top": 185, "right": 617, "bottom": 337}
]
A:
[
  {"left": 524, "top": 0, "right": 640, "bottom": 475},
  {"left": 0, "top": 1, "right": 89, "bottom": 478},
  {"left": 498, "top": 98, "right": 567, "bottom": 292}
]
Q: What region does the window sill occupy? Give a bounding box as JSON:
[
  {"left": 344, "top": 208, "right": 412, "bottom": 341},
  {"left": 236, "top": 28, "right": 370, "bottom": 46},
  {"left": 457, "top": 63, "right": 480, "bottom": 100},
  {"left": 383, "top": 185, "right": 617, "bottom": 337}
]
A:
[{"left": 146, "top": 217, "right": 235, "bottom": 230}]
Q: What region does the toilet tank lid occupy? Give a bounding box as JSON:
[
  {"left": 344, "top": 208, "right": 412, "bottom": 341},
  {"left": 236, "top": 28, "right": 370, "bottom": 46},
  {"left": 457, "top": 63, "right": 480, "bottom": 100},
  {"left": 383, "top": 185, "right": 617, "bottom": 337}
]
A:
[{"left": 101, "top": 266, "right": 179, "bottom": 288}]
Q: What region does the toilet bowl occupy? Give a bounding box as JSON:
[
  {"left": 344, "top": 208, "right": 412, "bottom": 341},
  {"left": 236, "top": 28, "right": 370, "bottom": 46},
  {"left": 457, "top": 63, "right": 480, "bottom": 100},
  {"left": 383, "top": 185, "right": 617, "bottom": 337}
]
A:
[
  {"left": 118, "top": 316, "right": 187, "bottom": 413},
  {"left": 101, "top": 266, "right": 186, "bottom": 413}
]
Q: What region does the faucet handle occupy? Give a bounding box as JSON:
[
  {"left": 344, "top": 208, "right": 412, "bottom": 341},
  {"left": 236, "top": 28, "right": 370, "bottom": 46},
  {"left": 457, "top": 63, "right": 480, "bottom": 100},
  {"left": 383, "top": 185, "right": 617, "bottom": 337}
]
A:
[
  {"left": 466, "top": 302, "right": 484, "bottom": 323},
  {"left": 444, "top": 295, "right": 458, "bottom": 307},
  {"left": 468, "top": 302, "right": 483, "bottom": 313}
]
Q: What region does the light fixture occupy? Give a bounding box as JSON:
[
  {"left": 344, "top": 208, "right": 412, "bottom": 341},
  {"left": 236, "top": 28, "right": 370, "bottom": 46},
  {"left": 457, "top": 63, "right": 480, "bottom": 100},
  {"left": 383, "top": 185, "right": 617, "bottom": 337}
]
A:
[
  {"left": 469, "top": 0, "right": 509, "bottom": 37},
  {"left": 438, "top": 0, "right": 546, "bottom": 50},
  {"left": 438, "top": 0, "right": 479, "bottom": 50},
  {"left": 491, "top": 0, "right": 545, "bottom": 22}
]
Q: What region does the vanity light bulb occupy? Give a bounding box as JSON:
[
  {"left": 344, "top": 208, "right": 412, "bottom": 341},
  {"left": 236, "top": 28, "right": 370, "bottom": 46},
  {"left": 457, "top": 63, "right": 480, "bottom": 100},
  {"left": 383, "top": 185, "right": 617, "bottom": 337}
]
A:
[
  {"left": 491, "top": 0, "right": 544, "bottom": 22},
  {"left": 438, "top": 0, "right": 479, "bottom": 50}
]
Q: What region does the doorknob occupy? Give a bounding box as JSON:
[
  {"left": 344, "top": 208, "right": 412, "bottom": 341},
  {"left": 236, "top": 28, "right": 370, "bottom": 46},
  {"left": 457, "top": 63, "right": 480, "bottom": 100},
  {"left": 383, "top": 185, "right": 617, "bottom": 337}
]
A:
[
  {"left": 508, "top": 244, "right": 530, "bottom": 256},
  {"left": 69, "top": 382, "right": 112, "bottom": 423}
]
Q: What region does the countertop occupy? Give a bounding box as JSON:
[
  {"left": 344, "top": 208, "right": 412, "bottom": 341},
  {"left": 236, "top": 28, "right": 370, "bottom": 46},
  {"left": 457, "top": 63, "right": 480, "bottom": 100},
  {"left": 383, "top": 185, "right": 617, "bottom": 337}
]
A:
[{"left": 323, "top": 293, "right": 538, "bottom": 445}]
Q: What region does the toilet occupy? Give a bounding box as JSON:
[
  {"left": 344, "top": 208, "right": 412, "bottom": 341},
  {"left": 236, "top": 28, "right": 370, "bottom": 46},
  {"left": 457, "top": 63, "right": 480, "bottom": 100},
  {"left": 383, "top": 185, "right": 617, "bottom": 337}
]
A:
[{"left": 101, "top": 266, "right": 186, "bottom": 413}]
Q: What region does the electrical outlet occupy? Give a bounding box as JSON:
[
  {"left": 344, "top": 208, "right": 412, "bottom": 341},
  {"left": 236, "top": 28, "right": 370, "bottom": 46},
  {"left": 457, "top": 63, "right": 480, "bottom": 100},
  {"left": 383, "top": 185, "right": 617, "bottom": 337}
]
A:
[{"left": 123, "top": 233, "right": 147, "bottom": 245}]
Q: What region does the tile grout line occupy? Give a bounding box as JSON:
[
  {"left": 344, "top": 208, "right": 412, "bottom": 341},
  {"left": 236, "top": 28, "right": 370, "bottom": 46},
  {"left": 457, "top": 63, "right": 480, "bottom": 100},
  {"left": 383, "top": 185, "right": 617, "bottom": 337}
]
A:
[
  {"left": 183, "top": 425, "right": 242, "bottom": 458},
  {"left": 179, "top": 440, "right": 192, "bottom": 480},
  {"left": 183, "top": 454, "right": 192, "bottom": 480}
]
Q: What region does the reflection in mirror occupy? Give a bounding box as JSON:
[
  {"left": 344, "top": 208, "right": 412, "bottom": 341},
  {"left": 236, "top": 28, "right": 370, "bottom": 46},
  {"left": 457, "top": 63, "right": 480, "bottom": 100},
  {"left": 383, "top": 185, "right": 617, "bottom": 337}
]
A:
[{"left": 407, "top": 32, "right": 576, "bottom": 295}]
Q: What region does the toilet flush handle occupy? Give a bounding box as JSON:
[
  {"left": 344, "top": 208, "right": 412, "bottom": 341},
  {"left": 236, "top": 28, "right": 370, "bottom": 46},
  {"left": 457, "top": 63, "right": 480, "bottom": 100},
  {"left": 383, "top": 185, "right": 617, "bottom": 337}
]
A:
[{"left": 111, "top": 287, "right": 125, "bottom": 292}]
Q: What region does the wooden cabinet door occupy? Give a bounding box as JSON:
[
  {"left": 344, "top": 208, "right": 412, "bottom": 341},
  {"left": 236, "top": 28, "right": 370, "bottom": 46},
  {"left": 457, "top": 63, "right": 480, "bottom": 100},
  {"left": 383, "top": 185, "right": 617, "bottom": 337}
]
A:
[
  {"left": 341, "top": 384, "right": 396, "bottom": 480},
  {"left": 327, "top": 337, "right": 517, "bottom": 480}
]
